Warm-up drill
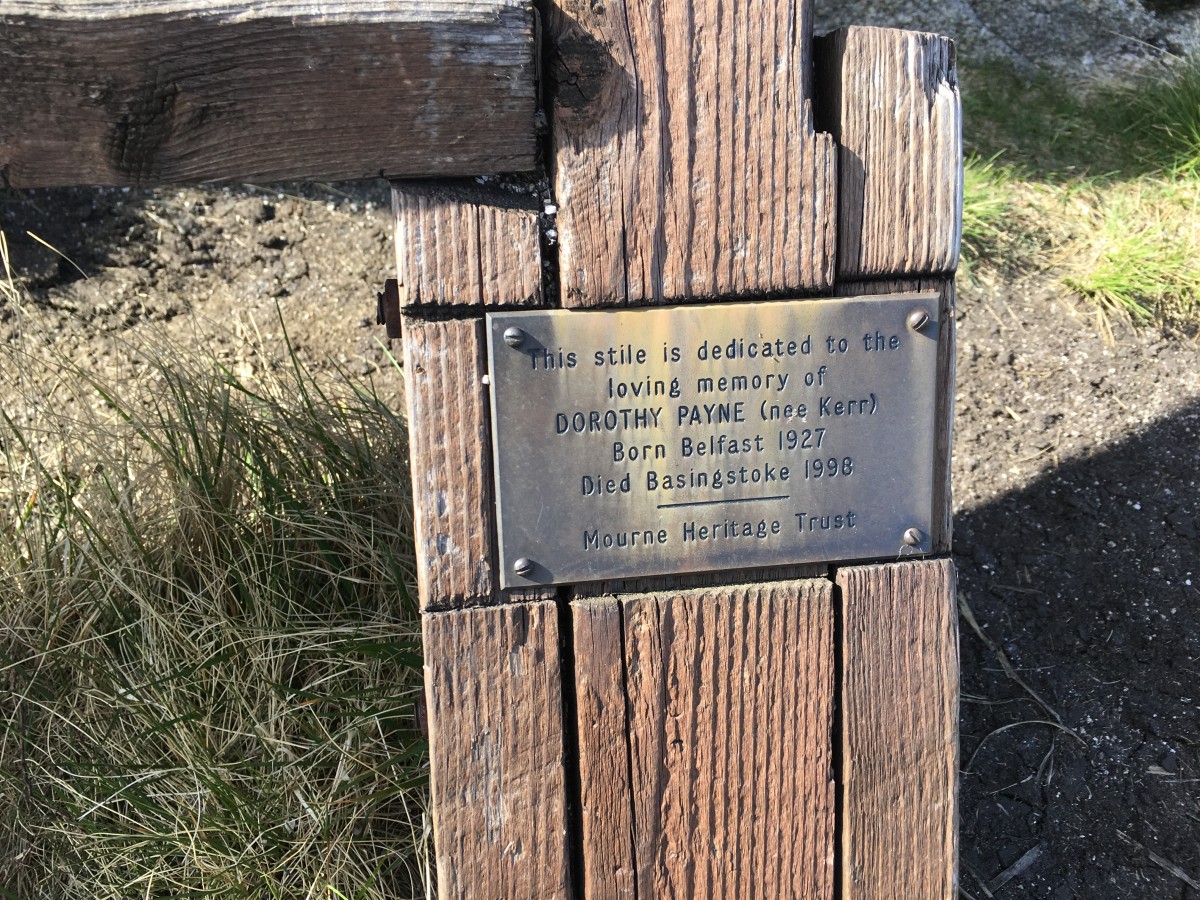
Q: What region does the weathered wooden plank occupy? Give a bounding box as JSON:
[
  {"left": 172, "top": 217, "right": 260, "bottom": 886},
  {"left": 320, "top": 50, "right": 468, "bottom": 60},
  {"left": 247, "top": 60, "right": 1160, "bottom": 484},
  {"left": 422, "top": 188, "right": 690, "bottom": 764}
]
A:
[
  {"left": 1, "top": 1, "right": 537, "bottom": 187},
  {"left": 572, "top": 581, "right": 835, "bottom": 898},
  {"left": 571, "top": 599, "right": 637, "bottom": 899},
  {"left": 836, "top": 278, "right": 955, "bottom": 552},
  {"left": 816, "top": 26, "right": 962, "bottom": 279},
  {"left": 403, "top": 318, "right": 496, "bottom": 610},
  {"left": 424, "top": 602, "right": 572, "bottom": 898},
  {"left": 547, "top": 0, "right": 837, "bottom": 306},
  {"left": 392, "top": 181, "right": 543, "bottom": 308},
  {"left": 836, "top": 559, "right": 958, "bottom": 900},
  {"left": 571, "top": 564, "right": 828, "bottom": 599}
]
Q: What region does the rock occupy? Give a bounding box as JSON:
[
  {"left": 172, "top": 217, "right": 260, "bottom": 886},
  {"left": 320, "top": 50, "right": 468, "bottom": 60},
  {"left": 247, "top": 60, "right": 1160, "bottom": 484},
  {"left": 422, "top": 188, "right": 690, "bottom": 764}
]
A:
[
  {"left": 1159, "top": 748, "right": 1179, "bottom": 773},
  {"left": 814, "top": 0, "right": 1200, "bottom": 72}
]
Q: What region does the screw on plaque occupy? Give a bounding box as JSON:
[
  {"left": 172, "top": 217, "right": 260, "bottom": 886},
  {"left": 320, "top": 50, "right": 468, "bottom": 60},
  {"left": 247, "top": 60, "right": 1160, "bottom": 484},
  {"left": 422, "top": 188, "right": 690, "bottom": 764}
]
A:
[
  {"left": 903, "top": 527, "right": 925, "bottom": 547},
  {"left": 513, "top": 557, "right": 535, "bottom": 577},
  {"left": 503, "top": 327, "right": 526, "bottom": 348},
  {"left": 906, "top": 309, "right": 931, "bottom": 333}
]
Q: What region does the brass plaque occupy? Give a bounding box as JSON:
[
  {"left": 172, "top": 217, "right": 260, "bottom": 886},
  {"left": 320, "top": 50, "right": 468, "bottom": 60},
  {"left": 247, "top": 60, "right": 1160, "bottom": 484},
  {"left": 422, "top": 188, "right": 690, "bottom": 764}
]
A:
[{"left": 487, "top": 294, "right": 940, "bottom": 588}]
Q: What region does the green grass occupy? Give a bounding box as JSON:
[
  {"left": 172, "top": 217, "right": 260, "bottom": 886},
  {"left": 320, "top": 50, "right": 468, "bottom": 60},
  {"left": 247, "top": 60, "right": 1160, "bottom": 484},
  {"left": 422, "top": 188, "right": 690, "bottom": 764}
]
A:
[
  {"left": 961, "top": 155, "right": 1021, "bottom": 265},
  {"left": 961, "top": 62, "right": 1121, "bottom": 179},
  {"left": 959, "top": 56, "right": 1200, "bottom": 326},
  {"left": 962, "top": 55, "right": 1200, "bottom": 180},
  {"left": 1061, "top": 179, "right": 1200, "bottom": 321},
  {"left": 1118, "top": 57, "right": 1200, "bottom": 177},
  {"left": 0, "top": 291, "right": 428, "bottom": 898}
]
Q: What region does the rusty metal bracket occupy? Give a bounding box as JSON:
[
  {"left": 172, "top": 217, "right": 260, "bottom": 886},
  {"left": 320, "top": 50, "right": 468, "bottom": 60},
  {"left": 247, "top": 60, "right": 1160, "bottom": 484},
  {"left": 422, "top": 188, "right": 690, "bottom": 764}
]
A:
[{"left": 376, "top": 279, "right": 402, "bottom": 339}]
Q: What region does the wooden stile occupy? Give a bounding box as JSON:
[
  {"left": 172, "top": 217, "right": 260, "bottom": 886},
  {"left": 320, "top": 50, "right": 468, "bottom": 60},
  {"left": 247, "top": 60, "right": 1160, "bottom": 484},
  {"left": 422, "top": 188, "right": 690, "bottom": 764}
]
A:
[
  {"left": 392, "top": 181, "right": 544, "bottom": 309},
  {"left": 546, "top": 0, "right": 837, "bottom": 306},
  {"left": 0, "top": 5, "right": 966, "bottom": 896},
  {"left": 572, "top": 582, "right": 836, "bottom": 899},
  {"left": 423, "top": 601, "right": 573, "bottom": 898},
  {"left": 396, "top": 15, "right": 962, "bottom": 900},
  {"left": 1, "top": 1, "right": 537, "bottom": 187},
  {"left": 836, "top": 560, "right": 959, "bottom": 900}
]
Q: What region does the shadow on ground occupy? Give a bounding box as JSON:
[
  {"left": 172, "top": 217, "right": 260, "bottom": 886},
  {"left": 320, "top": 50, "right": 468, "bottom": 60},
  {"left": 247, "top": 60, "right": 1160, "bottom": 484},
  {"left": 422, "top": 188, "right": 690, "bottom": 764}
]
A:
[{"left": 956, "top": 398, "right": 1200, "bottom": 898}]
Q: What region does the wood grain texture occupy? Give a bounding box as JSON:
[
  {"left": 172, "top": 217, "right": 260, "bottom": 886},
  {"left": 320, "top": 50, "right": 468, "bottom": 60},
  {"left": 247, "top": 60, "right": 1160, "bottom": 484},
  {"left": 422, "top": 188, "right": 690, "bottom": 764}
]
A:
[
  {"left": 816, "top": 27, "right": 962, "bottom": 279},
  {"left": 424, "top": 602, "right": 571, "bottom": 899},
  {"left": 571, "top": 563, "right": 828, "bottom": 599},
  {"left": 572, "top": 581, "right": 835, "bottom": 898},
  {"left": 836, "top": 278, "right": 955, "bottom": 552},
  {"left": 403, "top": 318, "right": 495, "bottom": 610},
  {"left": 571, "top": 600, "right": 637, "bottom": 899},
  {"left": 1, "top": 1, "right": 536, "bottom": 187},
  {"left": 392, "top": 181, "right": 543, "bottom": 308},
  {"left": 547, "top": 0, "right": 837, "bottom": 307},
  {"left": 836, "top": 559, "right": 958, "bottom": 900}
]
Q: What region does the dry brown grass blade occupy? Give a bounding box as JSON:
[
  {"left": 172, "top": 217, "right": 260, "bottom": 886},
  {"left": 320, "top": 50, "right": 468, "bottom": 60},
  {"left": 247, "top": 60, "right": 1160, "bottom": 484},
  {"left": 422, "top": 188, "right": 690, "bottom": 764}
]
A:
[
  {"left": 1117, "top": 830, "right": 1200, "bottom": 891},
  {"left": 0, "top": 320, "right": 429, "bottom": 898},
  {"left": 960, "top": 859, "right": 997, "bottom": 899},
  {"left": 989, "top": 842, "right": 1046, "bottom": 893},
  {"left": 964, "top": 719, "right": 1085, "bottom": 774},
  {"left": 958, "top": 591, "right": 1078, "bottom": 735}
]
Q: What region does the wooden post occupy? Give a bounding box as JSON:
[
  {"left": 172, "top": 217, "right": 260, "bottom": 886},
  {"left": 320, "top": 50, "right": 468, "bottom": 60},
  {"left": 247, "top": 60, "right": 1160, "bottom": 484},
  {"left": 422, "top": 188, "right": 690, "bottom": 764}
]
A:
[
  {"left": 395, "top": 179, "right": 572, "bottom": 897},
  {"left": 423, "top": 602, "right": 572, "bottom": 897},
  {"left": 572, "top": 583, "right": 836, "bottom": 898},
  {"left": 546, "top": 0, "right": 837, "bottom": 305},
  {"left": 820, "top": 26, "right": 961, "bottom": 900},
  {"left": 398, "top": 14, "right": 961, "bottom": 900}
]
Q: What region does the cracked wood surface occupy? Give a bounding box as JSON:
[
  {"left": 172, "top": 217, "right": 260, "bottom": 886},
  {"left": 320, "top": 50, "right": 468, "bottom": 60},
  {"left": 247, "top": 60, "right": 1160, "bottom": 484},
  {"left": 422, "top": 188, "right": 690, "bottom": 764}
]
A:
[
  {"left": 571, "top": 581, "right": 835, "bottom": 898},
  {"left": 817, "top": 26, "right": 962, "bottom": 279},
  {"left": 546, "top": 0, "right": 836, "bottom": 306},
  {"left": 837, "top": 559, "right": 959, "bottom": 900},
  {"left": 392, "top": 181, "right": 543, "bottom": 308},
  {"left": 2, "top": 1, "right": 537, "bottom": 186},
  {"left": 424, "top": 601, "right": 571, "bottom": 898}
]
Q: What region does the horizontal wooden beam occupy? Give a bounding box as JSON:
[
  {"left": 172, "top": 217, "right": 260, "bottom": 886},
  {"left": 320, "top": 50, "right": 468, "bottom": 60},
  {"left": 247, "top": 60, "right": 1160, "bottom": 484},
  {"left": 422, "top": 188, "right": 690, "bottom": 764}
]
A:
[{"left": 1, "top": 1, "right": 537, "bottom": 187}]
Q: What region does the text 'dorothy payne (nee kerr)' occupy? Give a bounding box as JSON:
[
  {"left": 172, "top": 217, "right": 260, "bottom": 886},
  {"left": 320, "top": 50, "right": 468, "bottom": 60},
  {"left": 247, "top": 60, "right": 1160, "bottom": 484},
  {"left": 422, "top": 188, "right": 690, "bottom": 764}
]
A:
[{"left": 487, "top": 294, "right": 940, "bottom": 588}]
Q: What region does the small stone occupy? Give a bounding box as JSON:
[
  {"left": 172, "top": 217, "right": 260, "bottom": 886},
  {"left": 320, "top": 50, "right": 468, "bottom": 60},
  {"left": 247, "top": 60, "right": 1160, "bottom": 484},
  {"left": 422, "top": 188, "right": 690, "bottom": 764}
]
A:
[{"left": 1159, "top": 750, "right": 1178, "bottom": 774}]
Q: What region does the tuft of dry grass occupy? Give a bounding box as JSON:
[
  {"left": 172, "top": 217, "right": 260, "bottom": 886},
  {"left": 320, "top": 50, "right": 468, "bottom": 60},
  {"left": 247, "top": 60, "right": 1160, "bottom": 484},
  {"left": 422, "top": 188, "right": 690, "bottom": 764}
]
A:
[
  {"left": 0, "top": 257, "right": 429, "bottom": 899},
  {"left": 1060, "top": 179, "right": 1200, "bottom": 322}
]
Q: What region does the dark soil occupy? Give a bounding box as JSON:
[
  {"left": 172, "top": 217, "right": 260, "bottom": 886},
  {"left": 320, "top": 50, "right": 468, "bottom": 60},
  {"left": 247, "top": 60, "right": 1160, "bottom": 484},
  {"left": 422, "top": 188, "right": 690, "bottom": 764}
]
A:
[
  {"left": 1143, "top": 0, "right": 1200, "bottom": 14},
  {"left": 954, "top": 276, "right": 1200, "bottom": 898},
  {"left": 2, "top": 184, "right": 1198, "bottom": 898}
]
